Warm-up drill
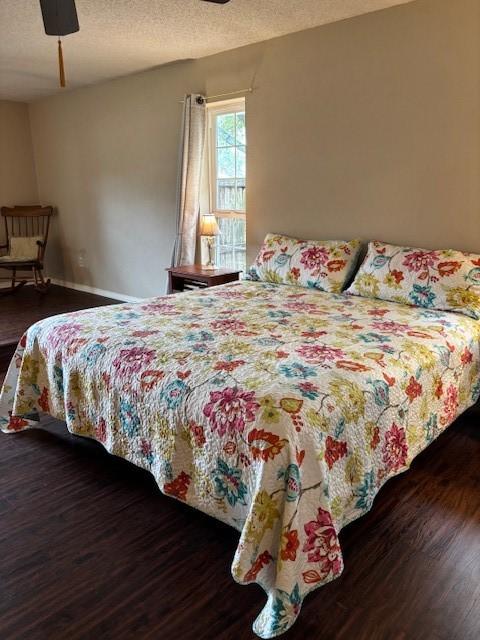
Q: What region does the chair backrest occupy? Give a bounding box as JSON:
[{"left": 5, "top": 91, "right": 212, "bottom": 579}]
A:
[{"left": 1, "top": 205, "right": 53, "bottom": 262}]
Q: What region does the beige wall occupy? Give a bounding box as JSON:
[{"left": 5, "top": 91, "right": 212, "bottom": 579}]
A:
[
  {"left": 0, "top": 101, "right": 38, "bottom": 243},
  {"left": 29, "top": 0, "right": 480, "bottom": 298}
]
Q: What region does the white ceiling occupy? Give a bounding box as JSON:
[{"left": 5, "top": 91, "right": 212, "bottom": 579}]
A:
[{"left": 0, "top": 0, "right": 414, "bottom": 103}]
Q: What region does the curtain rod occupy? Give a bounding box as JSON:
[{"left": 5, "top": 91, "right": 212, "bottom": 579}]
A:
[{"left": 178, "top": 87, "right": 253, "bottom": 104}]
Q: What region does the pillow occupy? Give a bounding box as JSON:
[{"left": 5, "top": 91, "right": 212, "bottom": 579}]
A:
[
  {"left": 9, "top": 236, "right": 43, "bottom": 260},
  {"left": 246, "top": 233, "right": 361, "bottom": 293},
  {"left": 346, "top": 240, "right": 480, "bottom": 319}
]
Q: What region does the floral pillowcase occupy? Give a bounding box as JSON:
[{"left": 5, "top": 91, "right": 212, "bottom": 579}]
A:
[
  {"left": 346, "top": 241, "right": 480, "bottom": 319},
  {"left": 246, "top": 233, "right": 361, "bottom": 293}
]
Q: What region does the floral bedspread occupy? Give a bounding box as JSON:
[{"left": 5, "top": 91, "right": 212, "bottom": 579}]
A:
[{"left": 1, "top": 281, "right": 479, "bottom": 638}]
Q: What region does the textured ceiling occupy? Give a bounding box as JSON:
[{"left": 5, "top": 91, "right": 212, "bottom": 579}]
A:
[{"left": 0, "top": 0, "right": 415, "bottom": 102}]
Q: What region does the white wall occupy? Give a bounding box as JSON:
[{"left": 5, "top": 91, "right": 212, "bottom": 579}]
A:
[
  {"left": 0, "top": 101, "right": 39, "bottom": 243},
  {"left": 28, "top": 0, "right": 480, "bottom": 298}
]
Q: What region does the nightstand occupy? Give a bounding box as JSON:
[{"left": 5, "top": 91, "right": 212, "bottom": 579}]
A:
[{"left": 166, "top": 265, "right": 242, "bottom": 294}]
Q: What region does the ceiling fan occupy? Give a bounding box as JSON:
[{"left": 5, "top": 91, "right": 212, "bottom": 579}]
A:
[
  {"left": 40, "top": 0, "right": 79, "bottom": 88},
  {"left": 39, "top": 0, "right": 231, "bottom": 90}
]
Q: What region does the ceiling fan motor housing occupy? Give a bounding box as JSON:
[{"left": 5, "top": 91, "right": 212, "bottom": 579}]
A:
[{"left": 40, "top": 0, "right": 80, "bottom": 36}]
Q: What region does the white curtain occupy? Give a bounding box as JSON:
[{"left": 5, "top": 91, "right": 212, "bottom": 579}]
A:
[{"left": 172, "top": 94, "right": 207, "bottom": 266}]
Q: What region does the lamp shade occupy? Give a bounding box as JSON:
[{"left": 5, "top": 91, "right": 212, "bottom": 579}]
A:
[{"left": 200, "top": 214, "right": 220, "bottom": 236}]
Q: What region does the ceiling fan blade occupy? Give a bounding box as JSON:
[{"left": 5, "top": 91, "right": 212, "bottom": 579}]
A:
[
  {"left": 202, "top": 0, "right": 231, "bottom": 4},
  {"left": 39, "top": 0, "right": 79, "bottom": 36}
]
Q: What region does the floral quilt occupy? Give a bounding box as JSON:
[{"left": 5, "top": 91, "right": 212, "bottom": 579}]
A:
[{"left": 1, "top": 281, "right": 479, "bottom": 638}]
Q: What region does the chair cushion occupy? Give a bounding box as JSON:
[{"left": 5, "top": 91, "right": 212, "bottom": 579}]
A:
[
  {"left": 0, "top": 255, "right": 37, "bottom": 264},
  {"left": 9, "top": 236, "right": 43, "bottom": 260}
]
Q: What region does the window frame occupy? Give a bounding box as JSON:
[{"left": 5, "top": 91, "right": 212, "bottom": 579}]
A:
[{"left": 206, "top": 97, "right": 246, "bottom": 220}]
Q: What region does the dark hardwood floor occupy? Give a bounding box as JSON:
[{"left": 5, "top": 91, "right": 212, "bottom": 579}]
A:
[
  {"left": 1, "top": 287, "right": 479, "bottom": 640},
  {"left": 0, "top": 285, "right": 120, "bottom": 372}
]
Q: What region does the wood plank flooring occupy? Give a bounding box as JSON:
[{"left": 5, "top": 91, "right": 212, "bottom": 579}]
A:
[
  {"left": 0, "top": 287, "right": 479, "bottom": 640},
  {"left": 0, "top": 284, "right": 120, "bottom": 371}
]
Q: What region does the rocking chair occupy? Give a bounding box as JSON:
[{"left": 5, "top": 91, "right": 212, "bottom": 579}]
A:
[{"left": 0, "top": 205, "right": 53, "bottom": 294}]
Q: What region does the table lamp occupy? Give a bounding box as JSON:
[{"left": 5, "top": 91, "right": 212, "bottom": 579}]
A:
[{"left": 200, "top": 214, "right": 220, "bottom": 269}]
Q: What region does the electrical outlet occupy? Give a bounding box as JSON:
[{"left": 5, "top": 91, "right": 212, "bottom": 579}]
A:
[{"left": 78, "top": 249, "right": 86, "bottom": 268}]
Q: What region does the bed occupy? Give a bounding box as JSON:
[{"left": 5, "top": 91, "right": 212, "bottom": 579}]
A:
[{"left": 1, "top": 280, "right": 479, "bottom": 638}]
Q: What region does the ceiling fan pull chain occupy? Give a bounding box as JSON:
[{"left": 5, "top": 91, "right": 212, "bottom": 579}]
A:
[{"left": 58, "top": 37, "right": 66, "bottom": 87}]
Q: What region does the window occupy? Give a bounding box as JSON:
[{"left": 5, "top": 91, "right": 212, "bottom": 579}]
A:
[{"left": 207, "top": 98, "right": 246, "bottom": 271}]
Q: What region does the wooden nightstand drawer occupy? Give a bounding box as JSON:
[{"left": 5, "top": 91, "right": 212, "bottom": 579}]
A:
[{"left": 166, "top": 265, "right": 241, "bottom": 294}]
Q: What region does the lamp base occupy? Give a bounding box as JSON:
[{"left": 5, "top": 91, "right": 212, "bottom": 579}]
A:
[{"left": 201, "top": 236, "right": 217, "bottom": 270}]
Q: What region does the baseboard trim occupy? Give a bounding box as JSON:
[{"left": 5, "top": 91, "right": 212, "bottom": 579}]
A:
[{"left": 50, "top": 279, "right": 142, "bottom": 303}]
